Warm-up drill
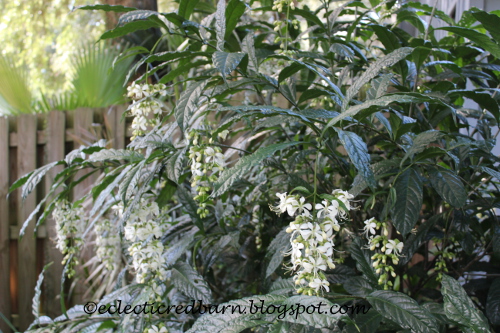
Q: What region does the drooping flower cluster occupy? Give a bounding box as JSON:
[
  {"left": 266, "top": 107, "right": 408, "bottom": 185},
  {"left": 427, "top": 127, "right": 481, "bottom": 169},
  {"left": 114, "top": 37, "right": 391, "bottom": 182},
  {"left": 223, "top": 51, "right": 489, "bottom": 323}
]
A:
[
  {"left": 187, "top": 130, "right": 226, "bottom": 218},
  {"left": 276, "top": 189, "right": 354, "bottom": 295},
  {"left": 113, "top": 199, "right": 168, "bottom": 284},
  {"left": 431, "top": 237, "right": 455, "bottom": 281},
  {"left": 94, "top": 219, "right": 122, "bottom": 272},
  {"left": 127, "top": 82, "right": 168, "bottom": 140},
  {"left": 52, "top": 199, "right": 86, "bottom": 277},
  {"left": 363, "top": 218, "right": 404, "bottom": 290}
]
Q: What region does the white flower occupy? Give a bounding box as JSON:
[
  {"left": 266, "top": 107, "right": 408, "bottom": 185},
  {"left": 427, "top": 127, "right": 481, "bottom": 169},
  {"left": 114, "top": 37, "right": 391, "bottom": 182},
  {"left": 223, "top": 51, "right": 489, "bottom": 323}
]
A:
[
  {"left": 294, "top": 197, "right": 312, "bottom": 216},
  {"left": 385, "top": 240, "right": 404, "bottom": 255},
  {"left": 273, "top": 192, "right": 299, "bottom": 216},
  {"left": 317, "top": 241, "right": 334, "bottom": 256},
  {"left": 309, "top": 278, "right": 330, "bottom": 292},
  {"left": 302, "top": 257, "right": 327, "bottom": 274},
  {"left": 148, "top": 325, "right": 168, "bottom": 333},
  {"left": 363, "top": 217, "right": 377, "bottom": 236}
]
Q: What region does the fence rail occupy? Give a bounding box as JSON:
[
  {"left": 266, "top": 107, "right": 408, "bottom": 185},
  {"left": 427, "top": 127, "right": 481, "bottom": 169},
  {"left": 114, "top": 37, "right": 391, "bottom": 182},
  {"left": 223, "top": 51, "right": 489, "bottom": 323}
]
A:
[{"left": 0, "top": 106, "right": 129, "bottom": 332}]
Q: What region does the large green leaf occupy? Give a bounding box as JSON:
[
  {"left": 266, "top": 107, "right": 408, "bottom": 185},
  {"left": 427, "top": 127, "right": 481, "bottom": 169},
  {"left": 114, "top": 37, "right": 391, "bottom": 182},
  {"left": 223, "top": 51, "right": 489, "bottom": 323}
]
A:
[
  {"left": 428, "top": 167, "right": 467, "bottom": 208},
  {"left": 367, "top": 290, "right": 439, "bottom": 333},
  {"left": 77, "top": 4, "right": 136, "bottom": 12},
  {"left": 171, "top": 262, "right": 213, "bottom": 303},
  {"left": 20, "top": 161, "right": 60, "bottom": 200},
  {"left": 225, "top": 0, "right": 246, "bottom": 39},
  {"left": 470, "top": 9, "right": 500, "bottom": 44},
  {"left": 88, "top": 149, "right": 144, "bottom": 163},
  {"left": 335, "top": 129, "right": 376, "bottom": 189},
  {"left": 441, "top": 275, "right": 491, "bottom": 332},
  {"left": 100, "top": 12, "right": 164, "bottom": 40},
  {"left": 370, "top": 25, "right": 401, "bottom": 53},
  {"left": 178, "top": 0, "right": 200, "bottom": 20},
  {"left": 402, "top": 130, "right": 443, "bottom": 164},
  {"left": 350, "top": 237, "right": 378, "bottom": 286},
  {"left": 213, "top": 51, "right": 245, "bottom": 82},
  {"left": 266, "top": 228, "right": 291, "bottom": 278},
  {"left": 486, "top": 278, "right": 500, "bottom": 325},
  {"left": 175, "top": 80, "right": 208, "bottom": 132},
  {"left": 392, "top": 167, "right": 423, "bottom": 236},
  {"left": 216, "top": 0, "right": 226, "bottom": 51},
  {"left": 438, "top": 26, "right": 500, "bottom": 59},
  {"left": 344, "top": 309, "right": 382, "bottom": 333},
  {"left": 343, "top": 47, "right": 413, "bottom": 108},
  {"left": 212, "top": 141, "right": 301, "bottom": 197},
  {"left": 165, "top": 148, "right": 187, "bottom": 184}
]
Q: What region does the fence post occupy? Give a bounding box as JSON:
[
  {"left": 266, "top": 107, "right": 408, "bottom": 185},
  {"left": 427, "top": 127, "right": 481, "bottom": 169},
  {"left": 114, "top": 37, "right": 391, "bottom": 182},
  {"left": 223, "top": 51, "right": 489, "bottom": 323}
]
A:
[
  {"left": 16, "top": 114, "right": 37, "bottom": 331},
  {"left": 0, "top": 117, "right": 11, "bottom": 333},
  {"left": 43, "top": 111, "right": 65, "bottom": 318}
]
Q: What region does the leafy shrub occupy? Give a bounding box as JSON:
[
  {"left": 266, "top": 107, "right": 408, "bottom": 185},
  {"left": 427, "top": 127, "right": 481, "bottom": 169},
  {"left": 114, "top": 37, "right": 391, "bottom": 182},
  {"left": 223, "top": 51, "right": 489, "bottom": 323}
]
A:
[{"left": 10, "top": 0, "right": 500, "bottom": 332}]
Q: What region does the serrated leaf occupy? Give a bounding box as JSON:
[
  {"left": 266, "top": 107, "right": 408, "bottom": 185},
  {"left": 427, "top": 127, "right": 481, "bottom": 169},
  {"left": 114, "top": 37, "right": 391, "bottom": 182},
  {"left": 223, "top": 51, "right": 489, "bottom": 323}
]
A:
[
  {"left": 335, "top": 129, "right": 376, "bottom": 189},
  {"left": 343, "top": 47, "right": 413, "bottom": 109},
  {"left": 242, "top": 33, "right": 258, "bottom": 73},
  {"left": 441, "top": 274, "right": 491, "bottom": 332},
  {"left": 77, "top": 4, "right": 136, "bottom": 12},
  {"left": 486, "top": 278, "right": 500, "bottom": 325},
  {"left": 428, "top": 167, "right": 467, "bottom": 208},
  {"left": 32, "top": 262, "right": 53, "bottom": 319},
  {"left": 21, "top": 161, "right": 59, "bottom": 200},
  {"left": 269, "top": 278, "right": 295, "bottom": 295},
  {"left": 178, "top": 0, "right": 200, "bottom": 20},
  {"left": 171, "top": 262, "right": 213, "bottom": 303},
  {"left": 165, "top": 148, "right": 187, "bottom": 184},
  {"left": 438, "top": 26, "right": 500, "bottom": 59},
  {"left": 266, "top": 228, "right": 291, "bottom": 278},
  {"left": 164, "top": 231, "right": 196, "bottom": 266},
  {"left": 88, "top": 149, "right": 144, "bottom": 163},
  {"left": 175, "top": 80, "right": 208, "bottom": 132},
  {"left": 367, "top": 290, "right": 439, "bottom": 333},
  {"left": 212, "top": 142, "right": 301, "bottom": 197},
  {"left": 401, "top": 130, "right": 443, "bottom": 165},
  {"left": 344, "top": 276, "right": 375, "bottom": 297},
  {"left": 324, "top": 94, "right": 423, "bottom": 130},
  {"left": 90, "top": 166, "right": 130, "bottom": 216},
  {"left": 119, "top": 161, "right": 146, "bottom": 204},
  {"left": 216, "top": 0, "right": 226, "bottom": 51},
  {"left": 367, "top": 74, "right": 394, "bottom": 100},
  {"left": 350, "top": 237, "right": 378, "bottom": 285},
  {"left": 392, "top": 167, "right": 423, "bottom": 236},
  {"left": 213, "top": 51, "right": 245, "bottom": 82},
  {"left": 281, "top": 296, "right": 343, "bottom": 328},
  {"left": 177, "top": 185, "right": 203, "bottom": 229}
]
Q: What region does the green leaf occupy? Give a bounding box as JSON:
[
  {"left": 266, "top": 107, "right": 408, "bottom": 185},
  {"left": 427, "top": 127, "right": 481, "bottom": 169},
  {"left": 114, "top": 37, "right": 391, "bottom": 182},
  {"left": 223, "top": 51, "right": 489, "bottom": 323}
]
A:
[
  {"left": 242, "top": 33, "right": 258, "bottom": 73},
  {"left": 216, "top": 0, "right": 226, "bottom": 51},
  {"left": 344, "top": 309, "right": 382, "bottom": 333},
  {"left": 119, "top": 161, "right": 146, "bottom": 203},
  {"left": 486, "top": 278, "right": 500, "bottom": 325},
  {"left": 335, "top": 129, "right": 376, "bottom": 189},
  {"left": 175, "top": 80, "right": 208, "bottom": 132},
  {"left": 367, "top": 290, "right": 439, "bottom": 333},
  {"left": 88, "top": 149, "right": 144, "bottom": 163},
  {"left": 32, "top": 262, "right": 53, "bottom": 319},
  {"left": 159, "top": 60, "right": 210, "bottom": 84},
  {"left": 438, "top": 26, "right": 500, "bottom": 59},
  {"left": 76, "top": 4, "right": 136, "bottom": 12},
  {"left": 165, "top": 148, "right": 187, "bottom": 184},
  {"left": 266, "top": 228, "right": 291, "bottom": 278},
  {"left": 405, "top": 2, "right": 455, "bottom": 26},
  {"left": 100, "top": 16, "right": 162, "bottom": 40},
  {"left": 225, "top": 0, "right": 246, "bottom": 40},
  {"left": 441, "top": 274, "right": 491, "bottom": 332},
  {"left": 9, "top": 172, "right": 32, "bottom": 194},
  {"left": 21, "top": 161, "right": 60, "bottom": 200},
  {"left": 481, "top": 166, "right": 500, "bottom": 181},
  {"left": 177, "top": 185, "right": 203, "bottom": 229},
  {"left": 471, "top": 9, "right": 500, "bottom": 44},
  {"left": 343, "top": 47, "right": 413, "bottom": 109},
  {"left": 178, "top": 0, "right": 200, "bottom": 20},
  {"left": 324, "top": 94, "right": 423, "bottom": 130},
  {"left": 213, "top": 51, "right": 245, "bottom": 82},
  {"left": 268, "top": 278, "right": 295, "bottom": 295},
  {"left": 370, "top": 25, "right": 401, "bottom": 53},
  {"left": 145, "top": 51, "right": 209, "bottom": 63},
  {"left": 212, "top": 141, "right": 302, "bottom": 197},
  {"left": 400, "top": 215, "right": 439, "bottom": 265},
  {"left": 171, "top": 262, "right": 213, "bottom": 303},
  {"left": 428, "top": 167, "right": 467, "bottom": 208},
  {"left": 281, "top": 296, "right": 343, "bottom": 328},
  {"left": 350, "top": 237, "right": 378, "bottom": 285},
  {"left": 90, "top": 166, "right": 130, "bottom": 216},
  {"left": 402, "top": 130, "right": 443, "bottom": 165},
  {"left": 366, "top": 74, "right": 394, "bottom": 100},
  {"left": 164, "top": 231, "right": 196, "bottom": 266},
  {"left": 344, "top": 276, "right": 376, "bottom": 297},
  {"left": 392, "top": 167, "right": 423, "bottom": 236}
]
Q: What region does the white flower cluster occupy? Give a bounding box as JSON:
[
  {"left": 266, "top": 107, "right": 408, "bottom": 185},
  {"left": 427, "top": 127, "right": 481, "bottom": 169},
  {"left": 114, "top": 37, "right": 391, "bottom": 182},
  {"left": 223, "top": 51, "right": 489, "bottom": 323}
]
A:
[
  {"left": 94, "top": 219, "right": 121, "bottom": 272},
  {"left": 127, "top": 82, "right": 167, "bottom": 140},
  {"left": 363, "top": 218, "right": 404, "bottom": 289},
  {"left": 145, "top": 325, "right": 168, "bottom": 333},
  {"left": 276, "top": 189, "right": 354, "bottom": 295},
  {"left": 52, "top": 199, "right": 85, "bottom": 277},
  {"left": 187, "top": 130, "right": 226, "bottom": 218},
  {"left": 272, "top": 0, "right": 301, "bottom": 12},
  {"left": 113, "top": 200, "right": 168, "bottom": 284}
]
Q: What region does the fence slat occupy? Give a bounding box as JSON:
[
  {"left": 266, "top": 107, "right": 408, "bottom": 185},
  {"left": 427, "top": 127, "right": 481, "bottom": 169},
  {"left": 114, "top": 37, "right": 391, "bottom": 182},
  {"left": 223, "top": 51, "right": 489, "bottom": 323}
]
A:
[
  {"left": 43, "top": 111, "right": 65, "bottom": 318},
  {"left": 17, "top": 114, "right": 37, "bottom": 331},
  {"left": 0, "top": 117, "right": 11, "bottom": 333}
]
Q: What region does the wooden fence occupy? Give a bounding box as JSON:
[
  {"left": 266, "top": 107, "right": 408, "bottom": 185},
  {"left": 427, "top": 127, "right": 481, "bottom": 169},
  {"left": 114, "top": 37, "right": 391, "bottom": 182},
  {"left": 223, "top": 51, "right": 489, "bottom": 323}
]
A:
[{"left": 0, "top": 106, "right": 129, "bottom": 332}]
